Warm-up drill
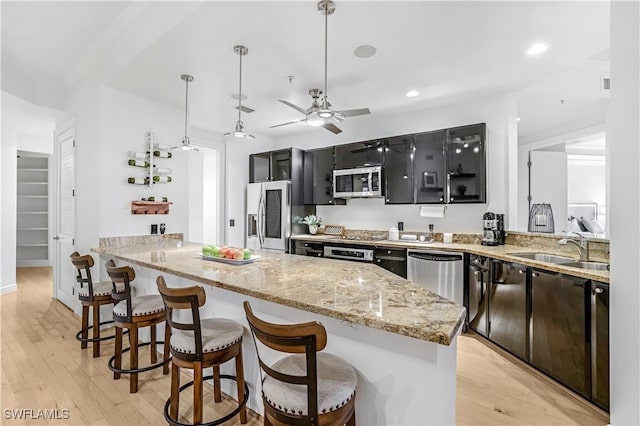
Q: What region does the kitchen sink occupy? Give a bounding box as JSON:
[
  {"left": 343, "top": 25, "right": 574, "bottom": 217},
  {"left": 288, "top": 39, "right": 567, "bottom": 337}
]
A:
[
  {"left": 558, "top": 261, "right": 610, "bottom": 271},
  {"left": 507, "top": 252, "right": 575, "bottom": 263}
]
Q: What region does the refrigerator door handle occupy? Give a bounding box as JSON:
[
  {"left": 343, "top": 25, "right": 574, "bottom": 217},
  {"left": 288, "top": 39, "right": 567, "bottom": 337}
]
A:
[{"left": 258, "top": 190, "right": 265, "bottom": 248}]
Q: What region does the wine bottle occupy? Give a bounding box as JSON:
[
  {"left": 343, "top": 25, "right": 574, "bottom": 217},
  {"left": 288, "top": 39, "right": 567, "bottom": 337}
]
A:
[
  {"left": 154, "top": 167, "right": 172, "bottom": 174},
  {"left": 153, "top": 150, "right": 172, "bottom": 158},
  {"left": 153, "top": 175, "right": 172, "bottom": 183},
  {"left": 128, "top": 151, "right": 148, "bottom": 159},
  {"left": 128, "top": 159, "right": 149, "bottom": 168},
  {"left": 128, "top": 177, "right": 150, "bottom": 185},
  {"left": 154, "top": 143, "right": 173, "bottom": 150}
]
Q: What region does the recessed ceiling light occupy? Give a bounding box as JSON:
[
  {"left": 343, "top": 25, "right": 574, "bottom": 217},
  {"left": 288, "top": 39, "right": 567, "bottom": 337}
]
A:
[
  {"left": 527, "top": 43, "right": 547, "bottom": 56},
  {"left": 406, "top": 90, "right": 420, "bottom": 98},
  {"left": 354, "top": 45, "right": 377, "bottom": 58},
  {"left": 517, "top": 117, "right": 521, "bottom": 121},
  {"left": 231, "top": 93, "right": 247, "bottom": 101}
]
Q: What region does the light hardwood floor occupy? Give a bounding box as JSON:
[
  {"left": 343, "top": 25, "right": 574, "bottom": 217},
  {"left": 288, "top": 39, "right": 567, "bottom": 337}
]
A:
[{"left": 1, "top": 267, "right": 609, "bottom": 425}]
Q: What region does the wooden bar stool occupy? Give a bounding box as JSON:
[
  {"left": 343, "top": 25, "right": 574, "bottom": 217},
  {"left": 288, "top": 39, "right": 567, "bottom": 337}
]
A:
[
  {"left": 156, "top": 276, "right": 249, "bottom": 426},
  {"left": 105, "top": 259, "right": 171, "bottom": 393},
  {"left": 70, "top": 252, "right": 126, "bottom": 357},
  {"left": 243, "top": 301, "right": 357, "bottom": 426}
]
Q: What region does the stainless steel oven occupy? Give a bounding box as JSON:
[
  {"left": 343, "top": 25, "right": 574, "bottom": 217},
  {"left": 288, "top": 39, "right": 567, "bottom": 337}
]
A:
[{"left": 324, "top": 245, "right": 374, "bottom": 262}]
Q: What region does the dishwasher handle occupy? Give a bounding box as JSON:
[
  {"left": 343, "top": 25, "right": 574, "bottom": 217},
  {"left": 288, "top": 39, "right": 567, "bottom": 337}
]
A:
[{"left": 408, "top": 252, "right": 463, "bottom": 262}]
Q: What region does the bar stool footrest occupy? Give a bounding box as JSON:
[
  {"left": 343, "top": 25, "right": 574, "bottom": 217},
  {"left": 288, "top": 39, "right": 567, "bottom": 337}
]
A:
[
  {"left": 75, "top": 320, "right": 129, "bottom": 343},
  {"left": 107, "top": 341, "right": 171, "bottom": 374},
  {"left": 163, "top": 374, "right": 249, "bottom": 426}
]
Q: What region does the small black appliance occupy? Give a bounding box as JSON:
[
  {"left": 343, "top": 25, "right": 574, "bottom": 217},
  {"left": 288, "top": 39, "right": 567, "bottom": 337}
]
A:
[{"left": 482, "top": 212, "right": 499, "bottom": 246}]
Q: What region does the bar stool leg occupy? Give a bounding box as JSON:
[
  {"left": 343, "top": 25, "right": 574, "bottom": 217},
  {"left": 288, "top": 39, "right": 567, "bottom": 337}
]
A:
[
  {"left": 150, "top": 325, "right": 157, "bottom": 364},
  {"left": 92, "top": 303, "right": 101, "bottom": 357},
  {"left": 129, "top": 326, "right": 139, "bottom": 393},
  {"left": 114, "top": 326, "right": 123, "bottom": 380},
  {"left": 347, "top": 411, "right": 356, "bottom": 426},
  {"left": 163, "top": 322, "right": 170, "bottom": 375},
  {"left": 213, "top": 365, "right": 222, "bottom": 403},
  {"left": 235, "top": 350, "right": 248, "bottom": 424},
  {"left": 194, "top": 361, "right": 203, "bottom": 425},
  {"left": 80, "top": 305, "right": 89, "bottom": 349},
  {"left": 170, "top": 361, "right": 180, "bottom": 421}
]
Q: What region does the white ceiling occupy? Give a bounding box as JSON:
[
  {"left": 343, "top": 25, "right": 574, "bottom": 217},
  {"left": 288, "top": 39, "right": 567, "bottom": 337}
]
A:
[{"left": 1, "top": 1, "right": 610, "bottom": 142}]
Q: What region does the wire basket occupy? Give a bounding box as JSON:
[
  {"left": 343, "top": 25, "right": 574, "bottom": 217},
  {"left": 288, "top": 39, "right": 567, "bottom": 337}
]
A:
[{"left": 528, "top": 203, "right": 554, "bottom": 233}]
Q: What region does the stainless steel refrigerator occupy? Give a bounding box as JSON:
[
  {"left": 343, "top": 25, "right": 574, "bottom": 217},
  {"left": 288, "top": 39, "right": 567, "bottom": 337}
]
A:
[{"left": 246, "top": 181, "right": 291, "bottom": 251}]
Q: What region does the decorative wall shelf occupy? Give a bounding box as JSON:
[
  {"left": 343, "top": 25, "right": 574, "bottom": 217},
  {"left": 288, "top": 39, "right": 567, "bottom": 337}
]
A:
[{"left": 131, "top": 201, "right": 173, "bottom": 215}]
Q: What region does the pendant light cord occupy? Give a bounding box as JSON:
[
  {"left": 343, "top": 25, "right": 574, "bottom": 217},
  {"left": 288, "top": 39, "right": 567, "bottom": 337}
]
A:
[
  {"left": 238, "top": 49, "right": 243, "bottom": 124},
  {"left": 323, "top": 4, "right": 328, "bottom": 110},
  {"left": 184, "top": 78, "right": 190, "bottom": 143}
]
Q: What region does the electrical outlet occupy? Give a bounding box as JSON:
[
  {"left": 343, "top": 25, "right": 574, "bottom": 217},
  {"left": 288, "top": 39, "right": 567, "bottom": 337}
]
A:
[{"left": 229, "top": 219, "right": 235, "bottom": 227}]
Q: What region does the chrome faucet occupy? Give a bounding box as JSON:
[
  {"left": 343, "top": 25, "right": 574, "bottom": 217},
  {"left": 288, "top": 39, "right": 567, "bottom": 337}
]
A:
[{"left": 559, "top": 233, "right": 589, "bottom": 261}]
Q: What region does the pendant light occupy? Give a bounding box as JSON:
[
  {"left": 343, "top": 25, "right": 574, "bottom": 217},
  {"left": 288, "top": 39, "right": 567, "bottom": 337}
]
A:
[
  {"left": 174, "top": 74, "right": 199, "bottom": 151},
  {"left": 225, "top": 45, "right": 254, "bottom": 140}
]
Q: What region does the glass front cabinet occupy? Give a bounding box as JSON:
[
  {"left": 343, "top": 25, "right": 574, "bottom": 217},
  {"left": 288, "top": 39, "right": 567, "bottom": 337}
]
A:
[{"left": 446, "top": 123, "right": 486, "bottom": 203}]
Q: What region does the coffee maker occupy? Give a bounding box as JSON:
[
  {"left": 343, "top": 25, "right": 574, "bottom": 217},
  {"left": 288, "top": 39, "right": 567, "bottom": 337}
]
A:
[{"left": 482, "top": 212, "right": 499, "bottom": 246}]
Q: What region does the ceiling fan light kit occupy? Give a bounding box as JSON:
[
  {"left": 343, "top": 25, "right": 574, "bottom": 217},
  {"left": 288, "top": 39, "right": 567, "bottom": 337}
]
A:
[
  {"left": 270, "top": 0, "right": 371, "bottom": 134},
  {"left": 225, "top": 45, "right": 255, "bottom": 140}
]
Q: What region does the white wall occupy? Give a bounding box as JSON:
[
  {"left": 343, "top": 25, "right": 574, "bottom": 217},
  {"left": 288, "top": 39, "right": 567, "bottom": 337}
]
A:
[
  {"left": 1, "top": 92, "right": 63, "bottom": 294},
  {"left": 608, "top": 1, "right": 640, "bottom": 424},
  {"left": 96, "top": 86, "right": 189, "bottom": 240},
  {"left": 269, "top": 94, "right": 514, "bottom": 234}
]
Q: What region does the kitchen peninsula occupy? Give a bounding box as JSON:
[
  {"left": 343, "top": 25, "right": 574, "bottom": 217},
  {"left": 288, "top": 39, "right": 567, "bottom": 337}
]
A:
[{"left": 93, "top": 235, "right": 466, "bottom": 425}]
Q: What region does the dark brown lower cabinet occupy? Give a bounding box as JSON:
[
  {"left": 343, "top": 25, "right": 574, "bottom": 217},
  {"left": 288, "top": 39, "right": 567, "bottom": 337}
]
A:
[
  {"left": 530, "top": 270, "right": 590, "bottom": 398},
  {"left": 488, "top": 261, "right": 528, "bottom": 360},
  {"left": 465, "top": 261, "right": 610, "bottom": 411},
  {"left": 591, "top": 281, "right": 609, "bottom": 410}
]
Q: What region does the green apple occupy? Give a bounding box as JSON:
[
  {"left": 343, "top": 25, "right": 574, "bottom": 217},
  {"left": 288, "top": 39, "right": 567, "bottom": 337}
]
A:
[{"left": 242, "top": 248, "right": 251, "bottom": 260}]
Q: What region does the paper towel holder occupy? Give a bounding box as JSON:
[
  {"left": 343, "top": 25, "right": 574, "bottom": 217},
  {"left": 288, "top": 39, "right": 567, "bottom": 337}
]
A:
[{"left": 419, "top": 205, "right": 447, "bottom": 218}]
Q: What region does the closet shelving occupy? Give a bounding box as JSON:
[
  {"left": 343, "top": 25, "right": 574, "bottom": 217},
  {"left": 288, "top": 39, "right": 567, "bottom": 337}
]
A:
[{"left": 17, "top": 154, "right": 50, "bottom": 266}]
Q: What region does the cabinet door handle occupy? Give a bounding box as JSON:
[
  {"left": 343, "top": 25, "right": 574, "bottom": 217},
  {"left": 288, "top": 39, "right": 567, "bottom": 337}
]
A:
[
  {"left": 532, "top": 272, "right": 540, "bottom": 277},
  {"left": 376, "top": 259, "right": 381, "bottom": 263},
  {"left": 474, "top": 271, "right": 481, "bottom": 276},
  {"left": 518, "top": 269, "right": 527, "bottom": 274},
  {"left": 595, "top": 287, "right": 604, "bottom": 294}
]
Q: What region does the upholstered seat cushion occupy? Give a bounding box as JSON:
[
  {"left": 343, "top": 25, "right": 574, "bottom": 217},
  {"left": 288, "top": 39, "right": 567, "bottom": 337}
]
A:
[
  {"left": 262, "top": 352, "right": 357, "bottom": 416},
  {"left": 78, "top": 281, "right": 124, "bottom": 298},
  {"left": 170, "top": 318, "right": 244, "bottom": 354},
  {"left": 112, "top": 295, "right": 165, "bottom": 317}
]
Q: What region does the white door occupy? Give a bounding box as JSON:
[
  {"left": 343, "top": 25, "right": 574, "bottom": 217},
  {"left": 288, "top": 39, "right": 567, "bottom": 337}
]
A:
[
  {"left": 53, "top": 123, "right": 76, "bottom": 309},
  {"left": 529, "top": 150, "right": 568, "bottom": 233}
]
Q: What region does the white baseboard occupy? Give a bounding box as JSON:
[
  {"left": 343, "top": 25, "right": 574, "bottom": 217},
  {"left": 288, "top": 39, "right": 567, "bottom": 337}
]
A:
[{"left": 1, "top": 283, "right": 17, "bottom": 295}]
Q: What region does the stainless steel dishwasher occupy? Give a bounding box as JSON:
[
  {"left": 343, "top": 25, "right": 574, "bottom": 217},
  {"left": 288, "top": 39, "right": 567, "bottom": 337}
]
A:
[{"left": 407, "top": 249, "right": 464, "bottom": 305}]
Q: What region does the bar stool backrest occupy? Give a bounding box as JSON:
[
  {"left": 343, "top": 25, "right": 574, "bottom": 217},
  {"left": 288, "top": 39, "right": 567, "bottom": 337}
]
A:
[
  {"left": 243, "top": 301, "right": 327, "bottom": 425},
  {"left": 105, "top": 259, "right": 136, "bottom": 322},
  {"left": 156, "top": 276, "right": 207, "bottom": 360},
  {"left": 70, "top": 251, "right": 96, "bottom": 301}
]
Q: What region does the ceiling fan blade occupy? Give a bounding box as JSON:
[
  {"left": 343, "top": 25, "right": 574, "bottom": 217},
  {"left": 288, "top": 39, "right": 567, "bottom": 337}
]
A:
[
  {"left": 322, "top": 123, "right": 342, "bottom": 134},
  {"left": 337, "top": 108, "right": 371, "bottom": 118},
  {"left": 278, "top": 100, "right": 309, "bottom": 115},
  {"left": 269, "top": 118, "right": 307, "bottom": 128},
  {"left": 235, "top": 105, "right": 254, "bottom": 113}
]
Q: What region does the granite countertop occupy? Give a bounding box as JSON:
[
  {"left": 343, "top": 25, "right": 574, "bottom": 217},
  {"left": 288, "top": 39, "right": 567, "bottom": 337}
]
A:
[
  {"left": 93, "top": 241, "right": 466, "bottom": 346},
  {"left": 292, "top": 235, "right": 610, "bottom": 283}
]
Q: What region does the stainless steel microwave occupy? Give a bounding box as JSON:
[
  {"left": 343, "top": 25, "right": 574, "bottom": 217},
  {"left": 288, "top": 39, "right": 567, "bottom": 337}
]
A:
[{"left": 333, "top": 166, "right": 383, "bottom": 198}]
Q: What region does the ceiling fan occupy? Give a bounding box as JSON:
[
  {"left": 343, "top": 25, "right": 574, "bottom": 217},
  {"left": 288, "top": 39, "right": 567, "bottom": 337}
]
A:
[{"left": 270, "top": 0, "right": 370, "bottom": 134}]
